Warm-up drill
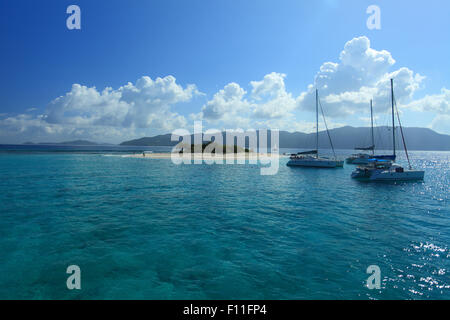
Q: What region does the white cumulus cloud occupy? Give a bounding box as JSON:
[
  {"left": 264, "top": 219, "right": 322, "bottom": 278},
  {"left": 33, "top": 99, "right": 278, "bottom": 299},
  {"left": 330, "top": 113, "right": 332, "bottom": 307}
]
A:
[
  {"left": 1, "top": 36, "right": 449, "bottom": 143},
  {"left": 298, "top": 36, "right": 425, "bottom": 117},
  {"left": 0, "top": 76, "right": 199, "bottom": 143},
  {"left": 198, "top": 37, "right": 438, "bottom": 132},
  {"left": 406, "top": 88, "right": 450, "bottom": 114}
]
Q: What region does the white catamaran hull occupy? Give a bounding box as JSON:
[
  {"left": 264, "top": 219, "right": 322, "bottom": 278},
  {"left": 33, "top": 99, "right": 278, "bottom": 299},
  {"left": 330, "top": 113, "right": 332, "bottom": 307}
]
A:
[
  {"left": 351, "top": 168, "right": 424, "bottom": 181},
  {"left": 287, "top": 158, "right": 344, "bottom": 168}
]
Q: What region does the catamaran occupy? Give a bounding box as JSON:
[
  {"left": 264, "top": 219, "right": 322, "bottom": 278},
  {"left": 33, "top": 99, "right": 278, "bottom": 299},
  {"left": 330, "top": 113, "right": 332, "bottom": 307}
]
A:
[
  {"left": 351, "top": 79, "right": 425, "bottom": 181},
  {"left": 346, "top": 99, "right": 396, "bottom": 165},
  {"left": 287, "top": 89, "right": 344, "bottom": 168}
]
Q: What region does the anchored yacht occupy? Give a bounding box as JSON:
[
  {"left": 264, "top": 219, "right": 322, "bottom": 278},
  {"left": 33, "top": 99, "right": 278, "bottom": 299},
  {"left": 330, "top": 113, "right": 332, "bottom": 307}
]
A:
[
  {"left": 287, "top": 90, "right": 344, "bottom": 168},
  {"left": 351, "top": 79, "right": 424, "bottom": 181},
  {"left": 351, "top": 159, "right": 424, "bottom": 181},
  {"left": 346, "top": 100, "right": 396, "bottom": 165}
]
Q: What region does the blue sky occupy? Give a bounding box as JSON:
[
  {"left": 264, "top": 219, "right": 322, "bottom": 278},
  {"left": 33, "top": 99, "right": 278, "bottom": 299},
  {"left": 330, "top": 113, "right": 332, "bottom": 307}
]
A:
[{"left": 0, "top": 0, "right": 449, "bottom": 143}]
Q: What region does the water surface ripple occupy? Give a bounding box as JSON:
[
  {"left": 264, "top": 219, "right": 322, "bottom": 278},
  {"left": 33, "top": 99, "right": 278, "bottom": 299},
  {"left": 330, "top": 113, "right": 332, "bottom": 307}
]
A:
[{"left": 0, "top": 149, "right": 448, "bottom": 299}]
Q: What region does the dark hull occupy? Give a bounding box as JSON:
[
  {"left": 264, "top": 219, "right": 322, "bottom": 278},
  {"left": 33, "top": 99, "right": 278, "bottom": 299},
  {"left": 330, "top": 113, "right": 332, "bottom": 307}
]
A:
[{"left": 373, "top": 155, "right": 396, "bottom": 161}]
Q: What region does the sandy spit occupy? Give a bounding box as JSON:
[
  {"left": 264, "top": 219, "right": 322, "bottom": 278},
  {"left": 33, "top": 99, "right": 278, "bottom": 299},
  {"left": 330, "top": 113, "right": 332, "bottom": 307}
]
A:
[{"left": 122, "top": 152, "right": 287, "bottom": 161}]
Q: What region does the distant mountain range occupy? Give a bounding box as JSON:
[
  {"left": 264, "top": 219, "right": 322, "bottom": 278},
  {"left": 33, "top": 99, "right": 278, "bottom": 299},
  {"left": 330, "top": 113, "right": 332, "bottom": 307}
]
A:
[
  {"left": 23, "top": 140, "right": 101, "bottom": 146},
  {"left": 120, "top": 126, "right": 450, "bottom": 151}
]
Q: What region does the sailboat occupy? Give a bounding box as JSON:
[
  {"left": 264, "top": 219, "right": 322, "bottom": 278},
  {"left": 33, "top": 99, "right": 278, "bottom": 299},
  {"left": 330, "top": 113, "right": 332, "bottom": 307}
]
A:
[
  {"left": 287, "top": 89, "right": 344, "bottom": 168},
  {"left": 346, "top": 99, "right": 396, "bottom": 164},
  {"left": 346, "top": 100, "right": 376, "bottom": 165},
  {"left": 351, "top": 79, "right": 424, "bottom": 181}
]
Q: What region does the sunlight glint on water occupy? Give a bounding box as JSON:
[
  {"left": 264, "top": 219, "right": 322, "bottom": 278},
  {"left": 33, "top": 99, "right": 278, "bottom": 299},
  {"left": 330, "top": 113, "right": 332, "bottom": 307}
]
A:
[{"left": 0, "top": 149, "right": 448, "bottom": 299}]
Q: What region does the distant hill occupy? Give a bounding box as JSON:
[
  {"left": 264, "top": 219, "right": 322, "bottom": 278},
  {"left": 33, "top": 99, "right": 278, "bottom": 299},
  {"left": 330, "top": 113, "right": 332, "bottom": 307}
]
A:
[
  {"left": 278, "top": 126, "right": 450, "bottom": 151},
  {"left": 120, "top": 134, "right": 174, "bottom": 147},
  {"left": 120, "top": 126, "right": 450, "bottom": 151},
  {"left": 24, "top": 140, "right": 99, "bottom": 146}
]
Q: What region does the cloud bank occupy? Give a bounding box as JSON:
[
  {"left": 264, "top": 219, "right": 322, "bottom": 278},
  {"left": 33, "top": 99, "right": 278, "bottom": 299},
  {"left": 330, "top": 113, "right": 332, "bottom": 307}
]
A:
[
  {"left": 0, "top": 76, "right": 200, "bottom": 143},
  {"left": 0, "top": 36, "right": 448, "bottom": 143}
]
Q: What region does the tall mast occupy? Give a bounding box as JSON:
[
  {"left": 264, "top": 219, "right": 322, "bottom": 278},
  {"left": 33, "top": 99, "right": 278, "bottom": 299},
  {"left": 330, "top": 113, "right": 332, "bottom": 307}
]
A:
[
  {"left": 391, "top": 79, "right": 396, "bottom": 157},
  {"left": 370, "top": 99, "right": 374, "bottom": 155},
  {"left": 316, "top": 89, "right": 319, "bottom": 158}
]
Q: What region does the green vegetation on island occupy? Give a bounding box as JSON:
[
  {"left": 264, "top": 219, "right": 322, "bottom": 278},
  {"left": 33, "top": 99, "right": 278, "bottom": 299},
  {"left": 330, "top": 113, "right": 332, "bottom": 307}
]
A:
[
  {"left": 119, "top": 127, "right": 450, "bottom": 151},
  {"left": 177, "top": 142, "right": 251, "bottom": 154}
]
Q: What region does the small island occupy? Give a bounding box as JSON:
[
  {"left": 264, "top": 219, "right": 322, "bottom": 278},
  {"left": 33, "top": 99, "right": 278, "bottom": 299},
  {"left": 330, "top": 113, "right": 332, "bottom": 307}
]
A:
[
  {"left": 177, "top": 142, "right": 251, "bottom": 154},
  {"left": 122, "top": 141, "right": 283, "bottom": 160}
]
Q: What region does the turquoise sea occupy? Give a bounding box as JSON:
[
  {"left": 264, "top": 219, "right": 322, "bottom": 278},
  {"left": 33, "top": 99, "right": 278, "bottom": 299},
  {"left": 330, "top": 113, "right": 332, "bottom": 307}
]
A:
[{"left": 0, "top": 146, "right": 448, "bottom": 299}]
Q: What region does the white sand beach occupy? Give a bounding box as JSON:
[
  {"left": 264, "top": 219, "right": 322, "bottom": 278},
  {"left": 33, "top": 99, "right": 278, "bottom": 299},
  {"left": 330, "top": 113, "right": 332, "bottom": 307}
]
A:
[{"left": 122, "top": 152, "right": 287, "bottom": 161}]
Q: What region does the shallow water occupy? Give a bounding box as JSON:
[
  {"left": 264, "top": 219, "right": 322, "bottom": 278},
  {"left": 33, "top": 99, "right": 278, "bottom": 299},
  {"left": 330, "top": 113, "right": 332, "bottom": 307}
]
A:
[{"left": 0, "top": 147, "right": 448, "bottom": 299}]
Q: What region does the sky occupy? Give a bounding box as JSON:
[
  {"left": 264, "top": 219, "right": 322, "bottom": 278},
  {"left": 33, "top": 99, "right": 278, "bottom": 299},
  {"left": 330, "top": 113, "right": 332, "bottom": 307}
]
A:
[{"left": 0, "top": 0, "right": 449, "bottom": 144}]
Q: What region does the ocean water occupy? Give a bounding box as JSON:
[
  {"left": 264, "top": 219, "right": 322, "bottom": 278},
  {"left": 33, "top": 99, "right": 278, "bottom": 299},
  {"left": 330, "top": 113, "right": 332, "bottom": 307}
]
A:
[{"left": 0, "top": 146, "right": 448, "bottom": 299}]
